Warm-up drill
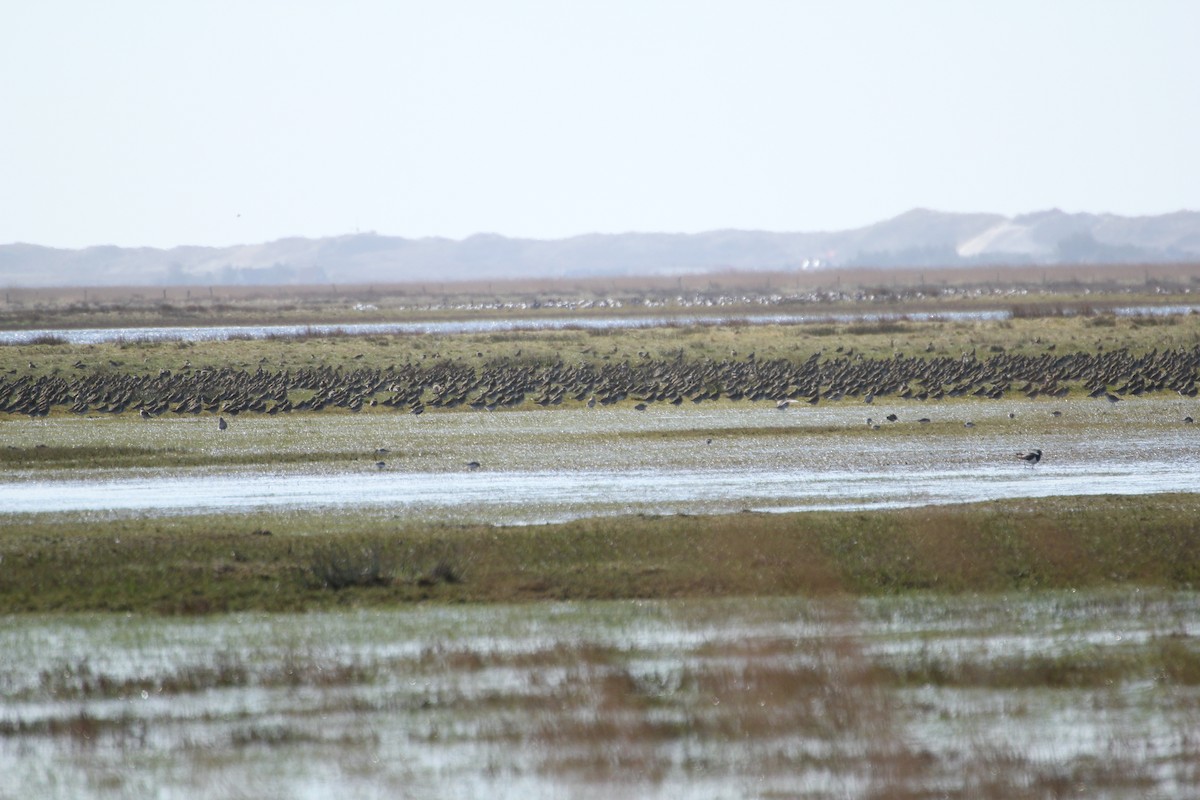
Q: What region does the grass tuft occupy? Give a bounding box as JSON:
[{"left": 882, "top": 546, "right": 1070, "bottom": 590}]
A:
[{"left": 304, "top": 542, "right": 395, "bottom": 590}]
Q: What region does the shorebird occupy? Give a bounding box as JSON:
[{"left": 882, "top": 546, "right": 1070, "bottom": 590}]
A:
[
  {"left": 1016, "top": 449, "right": 1042, "bottom": 466},
  {"left": 218, "top": 416, "right": 228, "bottom": 431},
  {"left": 465, "top": 461, "right": 481, "bottom": 470}
]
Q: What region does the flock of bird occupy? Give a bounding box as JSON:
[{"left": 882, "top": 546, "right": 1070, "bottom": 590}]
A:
[{"left": 2, "top": 345, "right": 1198, "bottom": 422}]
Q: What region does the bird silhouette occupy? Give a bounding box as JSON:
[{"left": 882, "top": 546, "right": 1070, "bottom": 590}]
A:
[
  {"left": 1016, "top": 449, "right": 1042, "bottom": 466},
  {"left": 218, "top": 416, "right": 228, "bottom": 431}
]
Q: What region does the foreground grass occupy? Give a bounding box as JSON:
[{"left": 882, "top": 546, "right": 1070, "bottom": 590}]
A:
[{"left": 2, "top": 494, "right": 1197, "bottom": 614}]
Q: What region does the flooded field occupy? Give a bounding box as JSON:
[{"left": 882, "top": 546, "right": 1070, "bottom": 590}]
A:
[
  {"left": 4, "top": 383, "right": 1199, "bottom": 797},
  {"left": 3, "top": 398, "right": 1199, "bottom": 522},
  {"left": 2, "top": 591, "right": 1197, "bottom": 799}
]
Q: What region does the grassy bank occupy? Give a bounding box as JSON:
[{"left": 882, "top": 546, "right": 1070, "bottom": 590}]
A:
[
  {"left": 5, "top": 311, "right": 1200, "bottom": 382},
  {"left": 2, "top": 494, "right": 1197, "bottom": 614}
]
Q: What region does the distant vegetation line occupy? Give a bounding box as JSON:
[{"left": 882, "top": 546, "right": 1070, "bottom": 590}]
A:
[{"left": 2, "top": 261, "right": 1199, "bottom": 333}]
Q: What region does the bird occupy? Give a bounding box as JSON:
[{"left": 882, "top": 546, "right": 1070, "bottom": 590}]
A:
[
  {"left": 886, "top": 414, "right": 899, "bottom": 422},
  {"left": 140, "top": 409, "right": 151, "bottom": 420},
  {"left": 218, "top": 416, "right": 228, "bottom": 431},
  {"left": 375, "top": 461, "right": 386, "bottom": 470},
  {"left": 1016, "top": 449, "right": 1042, "bottom": 466},
  {"left": 465, "top": 461, "right": 481, "bottom": 470},
  {"left": 1184, "top": 416, "right": 1194, "bottom": 424}
]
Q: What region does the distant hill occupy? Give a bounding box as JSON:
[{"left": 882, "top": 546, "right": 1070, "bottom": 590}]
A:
[{"left": 3, "top": 208, "right": 1199, "bottom": 287}]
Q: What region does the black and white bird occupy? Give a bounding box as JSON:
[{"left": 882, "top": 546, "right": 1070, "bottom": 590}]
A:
[{"left": 1016, "top": 448, "right": 1042, "bottom": 466}]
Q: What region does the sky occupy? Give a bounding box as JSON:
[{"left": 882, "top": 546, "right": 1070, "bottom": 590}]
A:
[{"left": 2, "top": 1, "right": 1199, "bottom": 250}]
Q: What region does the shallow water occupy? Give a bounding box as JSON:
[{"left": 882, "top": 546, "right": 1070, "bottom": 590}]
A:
[
  {"left": 3, "top": 399, "right": 1199, "bottom": 521},
  {"left": 4, "top": 460, "right": 1199, "bottom": 522},
  {"left": 2, "top": 303, "right": 1194, "bottom": 345},
  {"left": 2, "top": 592, "right": 1197, "bottom": 799}
]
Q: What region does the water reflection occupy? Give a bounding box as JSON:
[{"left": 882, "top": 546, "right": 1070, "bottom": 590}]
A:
[{"left": 5, "top": 457, "right": 1198, "bottom": 523}]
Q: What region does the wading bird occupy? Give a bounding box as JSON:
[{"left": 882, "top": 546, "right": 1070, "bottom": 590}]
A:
[{"left": 1016, "top": 448, "right": 1042, "bottom": 466}]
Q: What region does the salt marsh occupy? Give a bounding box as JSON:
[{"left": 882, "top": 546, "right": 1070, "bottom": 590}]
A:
[
  {"left": 2, "top": 591, "right": 1197, "bottom": 799},
  {"left": 3, "top": 398, "right": 1198, "bottom": 523}
]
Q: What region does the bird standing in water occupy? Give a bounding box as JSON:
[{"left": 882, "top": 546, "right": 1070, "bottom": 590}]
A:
[{"left": 1016, "top": 448, "right": 1042, "bottom": 466}]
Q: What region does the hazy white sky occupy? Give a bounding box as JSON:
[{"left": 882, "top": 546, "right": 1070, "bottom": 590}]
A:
[{"left": 3, "top": 1, "right": 1198, "bottom": 249}]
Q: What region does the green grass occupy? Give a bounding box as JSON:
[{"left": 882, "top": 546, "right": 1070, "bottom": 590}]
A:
[{"left": 2, "top": 494, "right": 1197, "bottom": 614}]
